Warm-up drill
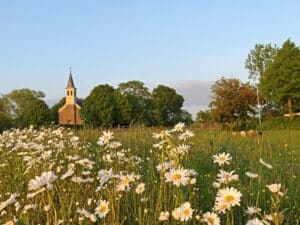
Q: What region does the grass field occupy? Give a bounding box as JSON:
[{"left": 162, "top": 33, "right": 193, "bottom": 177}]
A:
[{"left": 0, "top": 125, "right": 299, "bottom": 225}]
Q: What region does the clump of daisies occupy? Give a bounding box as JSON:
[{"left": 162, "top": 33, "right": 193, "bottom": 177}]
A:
[
  {"left": 172, "top": 202, "right": 194, "bottom": 222},
  {"left": 27, "top": 171, "right": 57, "bottom": 198}
]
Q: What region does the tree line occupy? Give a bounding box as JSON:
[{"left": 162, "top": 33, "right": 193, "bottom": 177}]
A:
[
  {"left": 196, "top": 39, "right": 300, "bottom": 129},
  {"left": 1, "top": 39, "right": 300, "bottom": 131},
  {"left": 0, "top": 81, "right": 192, "bottom": 130}
]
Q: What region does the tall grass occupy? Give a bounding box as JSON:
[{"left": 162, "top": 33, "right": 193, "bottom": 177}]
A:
[{"left": 0, "top": 125, "right": 299, "bottom": 224}]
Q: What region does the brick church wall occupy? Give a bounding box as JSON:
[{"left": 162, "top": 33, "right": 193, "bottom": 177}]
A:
[{"left": 59, "top": 104, "right": 83, "bottom": 125}]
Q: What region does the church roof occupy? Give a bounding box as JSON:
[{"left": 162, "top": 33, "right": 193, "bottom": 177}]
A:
[{"left": 66, "top": 70, "right": 76, "bottom": 88}]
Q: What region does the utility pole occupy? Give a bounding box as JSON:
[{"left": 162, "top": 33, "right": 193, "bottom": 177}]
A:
[{"left": 254, "top": 77, "right": 262, "bottom": 126}]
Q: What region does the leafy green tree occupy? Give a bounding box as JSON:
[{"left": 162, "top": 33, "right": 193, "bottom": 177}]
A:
[
  {"left": 5, "top": 89, "right": 48, "bottom": 127},
  {"left": 0, "top": 112, "right": 12, "bottom": 132},
  {"left": 260, "top": 39, "right": 300, "bottom": 114},
  {"left": 49, "top": 97, "right": 66, "bottom": 124},
  {"left": 196, "top": 109, "right": 215, "bottom": 123},
  {"left": 173, "top": 110, "right": 193, "bottom": 125},
  {"left": 0, "top": 96, "right": 12, "bottom": 131},
  {"left": 117, "top": 81, "right": 151, "bottom": 125},
  {"left": 81, "top": 84, "right": 118, "bottom": 127},
  {"left": 210, "top": 77, "right": 257, "bottom": 123},
  {"left": 23, "top": 99, "right": 51, "bottom": 127},
  {"left": 151, "top": 85, "right": 184, "bottom": 126},
  {"left": 114, "top": 91, "right": 133, "bottom": 125},
  {"left": 245, "top": 43, "right": 278, "bottom": 81}
]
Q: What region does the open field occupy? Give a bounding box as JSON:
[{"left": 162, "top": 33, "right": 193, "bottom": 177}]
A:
[{"left": 0, "top": 125, "right": 299, "bottom": 225}]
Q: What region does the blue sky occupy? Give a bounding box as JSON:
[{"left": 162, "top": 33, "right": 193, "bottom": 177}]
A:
[{"left": 1, "top": 1, "right": 300, "bottom": 114}]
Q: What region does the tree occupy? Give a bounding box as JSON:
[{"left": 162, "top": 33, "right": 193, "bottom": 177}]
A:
[
  {"left": 210, "top": 77, "right": 257, "bottom": 124},
  {"left": 260, "top": 39, "right": 300, "bottom": 114},
  {"left": 5, "top": 89, "right": 49, "bottom": 127},
  {"left": 245, "top": 43, "right": 278, "bottom": 81},
  {"left": 173, "top": 110, "right": 193, "bottom": 125},
  {"left": 196, "top": 109, "right": 215, "bottom": 123},
  {"left": 23, "top": 99, "right": 51, "bottom": 127},
  {"left": 116, "top": 81, "right": 151, "bottom": 125},
  {"left": 49, "top": 97, "right": 66, "bottom": 124},
  {"left": 114, "top": 91, "right": 133, "bottom": 126},
  {"left": 0, "top": 96, "right": 12, "bottom": 131},
  {"left": 151, "top": 85, "right": 184, "bottom": 126},
  {"left": 81, "top": 84, "right": 118, "bottom": 127}
]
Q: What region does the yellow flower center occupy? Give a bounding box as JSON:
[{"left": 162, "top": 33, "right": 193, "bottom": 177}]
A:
[
  {"left": 99, "top": 205, "right": 107, "bottom": 213},
  {"left": 208, "top": 217, "right": 215, "bottom": 223},
  {"left": 183, "top": 208, "right": 191, "bottom": 216},
  {"left": 219, "top": 156, "right": 225, "bottom": 161},
  {"left": 225, "top": 195, "right": 234, "bottom": 203},
  {"left": 172, "top": 173, "right": 182, "bottom": 180},
  {"left": 122, "top": 177, "right": 130, "bottom": 185},
  {"left": 220, "top": 203, "right": 229, "bottom": 210}
]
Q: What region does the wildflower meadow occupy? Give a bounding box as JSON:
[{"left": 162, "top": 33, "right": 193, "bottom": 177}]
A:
[{"left": 0, "top": 124, "right": 299, "bottom": 225}]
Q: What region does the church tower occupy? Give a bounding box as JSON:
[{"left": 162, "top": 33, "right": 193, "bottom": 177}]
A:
[
  {"left": 66, "top": 70, "right": 76, "bottom": 105},
  {"left": 58, "top": 69, "right": 83, "bottom": 125}
]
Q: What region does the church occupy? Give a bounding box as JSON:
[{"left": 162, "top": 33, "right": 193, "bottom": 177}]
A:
[{"left": 58, "top": 71, "right": 84, "bottom": 125}]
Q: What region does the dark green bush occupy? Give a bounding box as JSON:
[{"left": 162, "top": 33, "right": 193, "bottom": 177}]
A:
[{"left": 260, "top": 116, "right": 300, "bottom": 130}]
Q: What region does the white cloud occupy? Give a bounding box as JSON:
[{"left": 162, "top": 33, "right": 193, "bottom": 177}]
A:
[{"left": 169, "top": 80, "right": 213, "bottom": 116}]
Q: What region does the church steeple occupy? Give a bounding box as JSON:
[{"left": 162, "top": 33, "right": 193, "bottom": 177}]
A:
[
  {"left": 65, "top": 68, "right": 77, "bottom": 105},
  {"left": 66, "top": 68, "right": 76, "bottom": 88}
]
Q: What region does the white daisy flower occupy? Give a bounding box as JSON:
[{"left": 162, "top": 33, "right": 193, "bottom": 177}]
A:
[
  {"left": 217, "top": 170, "right": 239, "bottom": 184},
  {"left": 3, "top": 220, "right": 14, "bottom": 225},
  {"left": 214, "top": 201, "right": 231, "bottom": 214},
  {"left": 0, "top": 193, "right": 19, "bottom": 212},
  {"left": 179, "top": 130, "right": 194, "bottom": 141},
  {"left": 266, "top": 183, "right": 282, "bottom": 194},
  {"left": 165, "top": 167, "right": 190, "bottom": 186},
  {"left": 28, "top": 171, "right": 57, "bottom": 191},
  {"left": 179, "top": 202, "right": 194, "bottom": 221},
  {"left": 95, "top": 200, "right": 109, "bottom": 218},
  {"left": 97, "top": 131, "right": 114, "bottom": 146},
  {"left": 246, "top": 206, "right": 261, "bottom": 215},
  {"left": 159, "top": 211, "right": 170, "bottom": 221},
  {"left": 153, "top": 130, "right": 171, "bottom": 139},
  {"left": 176, "top": 144, "right": 190, "bottom": 155},
  {"left": 202, "top": 212, "right": 220, "bottom": 225},
  {"left": 172, "top": 207, "right": 182, "bottom": 221},
  {"left": 173, "top": 122, "right": 185, "bottom": 132},
  {"left": 213, "top": 152, "right": 232, "bottom": 166},
  {"left": 135, "top": 183, "right": 145, "bottom": 194},
  {"left": 215, "top": 187, "right": 242, "bottom": 207},
  {"left": 246, "top": 218, "right": 264, "bottom": 225},
  {"left": 259, "top": 158, "right": 273, "bottom": 169},
  {"left": 245, "top": 172, "right": 258, "bottom": 178},
  {"left": 116, "top": 174, "right": 135, "bottom": 192}
]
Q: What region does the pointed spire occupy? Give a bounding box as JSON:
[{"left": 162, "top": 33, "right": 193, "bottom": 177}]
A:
[{"left": 66, "top": 67, "right": 76, "bottom": 88}]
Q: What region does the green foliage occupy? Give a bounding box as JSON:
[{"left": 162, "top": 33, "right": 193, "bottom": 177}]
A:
[
  {"left": 81, "top": 84, "right": 118, "bottom": 127},
  {"left": 114, "top": 91, "right": 133, "bottom": 125},
  {"left": 260, "top": 116, "right": 300, "bottom": 130},
  {"left": 116, "top": 80, "right": 152, "bottom": 125},
  {"left": 260, "top": 39, "right": 300, "bottom": 111},
  {"left": 0, "top": 112, "right": 12, "bottom": 132},
  {"left": 245, "top": 43, "right": 278, "bottom": 81},
  {"left": 151, "top": 85, "right": 184, "bottom": 126},
  {"left": 171, "top": 109, "right": 193, "bottom": 125},
  {"left": 5, "top": 89, "right": 49, "bottom": 127},
  {"left": 0, "top": 96, "right": 12, "bottom": 131},
  {"left": 22, "top": 99, "right": 51, "bottom": 127},
  {"left": 49, "top": 97, "right": 66, "bottom": 124},
  {"left": 196, "top": 109, "right": 215, "bottom": 123}
]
